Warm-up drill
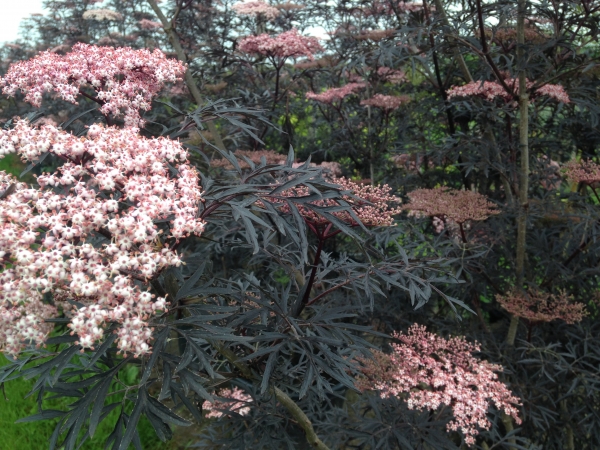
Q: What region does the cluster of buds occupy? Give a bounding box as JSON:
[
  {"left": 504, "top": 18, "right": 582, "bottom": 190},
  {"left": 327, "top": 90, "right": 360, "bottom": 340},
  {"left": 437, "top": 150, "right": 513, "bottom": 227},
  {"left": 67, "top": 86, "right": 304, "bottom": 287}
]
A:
[
  {"left": 232, "top": 1, "right": 280, "bottom": 20},
  {"left": 563, "top": 159, "right": 600, "bottom": 185},
  {"left": 238, "top": 28, "right": 323, "bottom": 61},
  {"left": 0, "top": 43, "right": 186, "bottom": 127},
  {"left": 138, "top": 19, "right": 162, "bottom": 30},
  {"left": 276, "top": 2, "right": 305, "bottom": 12},
  {"left": 447, "top": 77, "right": 570, "bottom": 104},
  {"left": 356, "top": 325, "right": 522, "bottom": 446},
  {"left": 203, "top": 387, "right": 252, "bottom": 418},
  {"left": 496, "top": 289, "right": 587, "bottom": 324},
  {"left": 354, "top": 29, "right": 396, "bottom": 41},
  {"left": 406, "top": 187, "right": 499, "bottom": 225},
  {"left": 362, "top": 1, "right": 425, "bottom": 17},
  {"left": 266, "top": 177, "right": 402, "bottom": 227},
  {"left": 305, "top": 82, "right": 367, "bottom": 104},
  {"left": 0, "top": 120, "right": 205, "bottom": 356},
  {"left": 360, "top": 94, "right": 410, "bottom": 110},
  {"left": 377, "top": 67, "right": 406, "bottom": 84},
  {"left": 82, "top": 9, "right": 124, "bottom": 21}
]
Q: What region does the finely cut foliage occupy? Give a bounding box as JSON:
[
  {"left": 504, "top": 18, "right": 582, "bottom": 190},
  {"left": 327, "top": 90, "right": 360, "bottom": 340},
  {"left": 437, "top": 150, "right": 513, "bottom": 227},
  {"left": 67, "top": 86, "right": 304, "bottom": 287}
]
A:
[{"left": 1, "top": 0, "right": 600, "bottom": 448}]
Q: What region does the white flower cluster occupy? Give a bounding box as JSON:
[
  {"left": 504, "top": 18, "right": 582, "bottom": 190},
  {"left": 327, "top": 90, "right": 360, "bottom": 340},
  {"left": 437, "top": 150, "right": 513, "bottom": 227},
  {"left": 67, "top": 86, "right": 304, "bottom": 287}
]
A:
[
  {"left": 0, "top": 43, "right": 186, "bottom": 128},
  {"left": 82, "top": 9, "right": 124, "bottom": 21},
  {"left": 0, "top": 121, "right": 205, "bottom": 356}
]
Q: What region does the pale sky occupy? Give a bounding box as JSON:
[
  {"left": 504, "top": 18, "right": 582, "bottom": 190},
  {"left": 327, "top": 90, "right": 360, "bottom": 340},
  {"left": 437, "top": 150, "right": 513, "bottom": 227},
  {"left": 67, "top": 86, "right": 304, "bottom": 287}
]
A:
[{"left": 0, "top": 1, "right": 47, "bottom": 45}]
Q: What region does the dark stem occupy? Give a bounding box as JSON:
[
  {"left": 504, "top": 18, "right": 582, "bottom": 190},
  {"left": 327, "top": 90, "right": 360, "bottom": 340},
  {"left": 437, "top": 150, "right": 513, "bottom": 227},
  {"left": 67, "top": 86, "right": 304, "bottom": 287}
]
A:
[
  {"left": 589, "top": 184, "right": 600, "bottom": 204},
  {"left": 200, "top": 194, "right": 242, "bottom": 219},
  {"left": 301, "top": 230, "right": 327, "bottom": 305},
  {"left": 423, "top": 0, "right": 456, "bottom": 136},
  {"left": 272, "top": 64, "right": 281, "bottom": 111},
  {"left": 540, "top": 238, "right": 590, "bottom": 289},
  {"left": 295, "top": 223, "right": 332, "bottom": 316},
  {"left": 459, "top": 222, "right": 468, "bottom": 244},
  {"left": 475, "top": 0, "right": 515, "bottom": 97},
  {"left": 78, "top": 88, "right": 113, "bottom": 126}
]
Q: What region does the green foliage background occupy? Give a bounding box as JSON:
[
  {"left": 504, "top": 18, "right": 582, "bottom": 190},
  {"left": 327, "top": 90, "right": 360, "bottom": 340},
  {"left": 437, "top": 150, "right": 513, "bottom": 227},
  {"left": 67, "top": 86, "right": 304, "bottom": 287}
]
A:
[{"left": 0, "top": 355, "right": 186, "bottom": 449}]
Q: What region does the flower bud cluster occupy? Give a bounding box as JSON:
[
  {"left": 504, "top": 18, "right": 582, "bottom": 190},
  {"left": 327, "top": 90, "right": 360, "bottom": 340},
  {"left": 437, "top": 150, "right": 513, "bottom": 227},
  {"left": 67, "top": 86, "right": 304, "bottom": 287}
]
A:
[
  {"left": 447, "top": 78, "right": 570, "bottom": 104},
  {"left": 496, "top": 289, "right": 587, "bottom": 324},
  {"left": 82, "top": 9, "right": 124, "bottom": 21},
  {"left": 238, "top": 28, "right": 323, "bottom": 61},
  {"left": 563, "top": 159, "right": 600, "bottom": 185},
  {"left": 0, "top": 121, "right": 205, "bottom": 356},
  {"left": 232, "top": 1, "right": 280, "bottom": 20},
  {"left": 138, "top": 19, "right": 163, "bottom": 30},
  {"left": 406, "top": 187, "right": 499, "bottom": 224},
  {"left": 360, "top": 94, "right": 410, "bottom": 110},
  {"left": 270, "top": 177, "right": 402, "bottom": 227},
  {"left": 0, "top": 43, "right": 186, "bottom": 127},
  {"left": 276, "top": 2, "right": 305, "bottom": 12},
  {"left": 356, "top": 325, "right": 521, "bottom": 446},
  {"left": 377, "top": 67, "right": 406, "bottom": 84},
  {"left": 354, "top": 29, "right": 396, "bottom": 41},
  {"left": 202, "top": 387, "right": 252, "bottom": 418},
  {"left": 363, "top": 1, "right": 425, "bottom": 17},
  {"left": 305, "top": 82, "right": 366, "bottom": 104}
]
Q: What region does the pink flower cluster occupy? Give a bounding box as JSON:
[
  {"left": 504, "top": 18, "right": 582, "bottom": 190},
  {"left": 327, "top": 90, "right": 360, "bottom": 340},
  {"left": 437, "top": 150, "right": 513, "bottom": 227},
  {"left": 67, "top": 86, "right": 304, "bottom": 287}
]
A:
[
  {"left": 0, "top": 121, "right": 205, "bottom": 356},
  {"left": 268, "top": 177, "right": 402, "bottom": 227},
  {"left": 360, "top": 94, "right": 410, "bottom": 110},
  {"left": 0, "top": 43, "right": 186, "bottom": 127},
  {"left": 354, "top": 29, "right": 396, "bottom": 41},
  {"left": 534, "top": 83, "right": 571, "bottom": 103},
  {"left": 203, "top": 387, "right": 252, "bottom": 418},
  {"left": 363, "top": 0, "right": 424, "bottom": 16},
  {"left": 447, "top": 80, "right": 514, "bottom": 102},
  {"left": 356, "top": 325, "right": 521, "bottom": 446},
  {"left": 232, "top": 1, "right": 280, "bottom": 20},
  {"left": 563, "top": 159, "right": 600, "bottom": 185},
  {"left": 238, "top": 28, "right": 323, "bottom": 61},
  {"left": 406, "top": 187, "right": 499, "bottom": 224},
  {"left": 496, "top": 289, "right": 587, "bottom": 324},
  {"left": 276, "top": 2, "right": 305, "bottom": 12},
  {"left": 138, "top": 19, "right": 163, "bottom": 30},
  {"left": 447, "top": 78, "right": 570, "bottom": 104},
  {"left": 377, "top": 67, "right": 406, "bottom": 84},
  {"left": 305, "top": 83, "right": 366, "bottom": 104}
]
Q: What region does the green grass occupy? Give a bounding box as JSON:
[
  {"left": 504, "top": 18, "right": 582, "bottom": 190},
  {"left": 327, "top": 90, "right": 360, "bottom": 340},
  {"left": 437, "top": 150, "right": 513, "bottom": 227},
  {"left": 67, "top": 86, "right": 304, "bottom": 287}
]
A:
[{"left": 0, "top": 355, "right": 195, "bottom": 450}]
